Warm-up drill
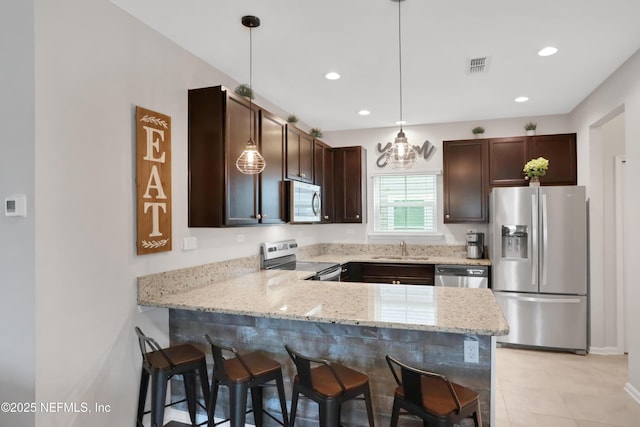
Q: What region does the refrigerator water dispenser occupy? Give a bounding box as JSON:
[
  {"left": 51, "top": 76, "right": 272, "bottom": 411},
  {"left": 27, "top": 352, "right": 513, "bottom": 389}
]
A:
[{"left": 501, "top": 225, "right": 528, "bottom": 258}]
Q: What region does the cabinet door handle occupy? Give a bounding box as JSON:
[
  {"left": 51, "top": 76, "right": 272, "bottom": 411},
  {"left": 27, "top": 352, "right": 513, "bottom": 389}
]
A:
[
  {"left": 301, "top": 173, "right": 306, "bottom": 178},
  {"left": 445, "top": 214, "right": 450, "bottom": 219},
  {"left": 342, "top": 268, "right": 348, "bottom": 273},
  {"left": 256, "top": 214, "right": 262, "bottom": 220},
  {"left": 323, "top": 215, "right": 329, "bottom": 220},
  {"left": 356, "top": 214, "right": 360, "bottom": 219}
]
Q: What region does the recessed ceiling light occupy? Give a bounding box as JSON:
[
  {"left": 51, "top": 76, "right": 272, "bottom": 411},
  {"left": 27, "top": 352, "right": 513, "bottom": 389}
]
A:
[
  {"left": 325, "top": 72, "right": 340, "bottom": 80},
  {"left": 515, "top": 96, "right": 529, "bottom": 103},
  {"left": 538, "top": 46, "right": 558, "bottom": 57},
  {"left": 395, "top": 120, "right": 407, "bottom": 125},
  {"left": 358, "top": 110, "right": 371, "bottom": 116}
]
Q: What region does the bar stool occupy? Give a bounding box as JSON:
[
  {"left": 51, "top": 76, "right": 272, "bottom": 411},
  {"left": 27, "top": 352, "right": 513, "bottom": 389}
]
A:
[
  {"left": 205, "top": 334, "right": 289, "bottom": 427},
  {"left": 385, "top": 355, "right": 482, "bottom": 427},
  {"left": 285, "top": 345, "right": 375, "bottom": 427},
  {"left": 135, "top": 327, "right": 210, "bottom": 427}
]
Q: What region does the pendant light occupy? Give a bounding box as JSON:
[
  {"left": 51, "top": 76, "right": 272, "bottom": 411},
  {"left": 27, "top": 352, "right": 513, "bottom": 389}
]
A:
[
  {"left": 385, "top": 0, "right": 417, "bottom": 170},
  {"left": 235, "top": 15, "right": 266, "bottom": 175}
]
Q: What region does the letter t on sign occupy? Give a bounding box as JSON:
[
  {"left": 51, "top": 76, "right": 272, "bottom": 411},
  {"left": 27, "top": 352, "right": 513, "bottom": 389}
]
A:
[{"left": 135, "top": 106, "right": 172, "bottom": 255}]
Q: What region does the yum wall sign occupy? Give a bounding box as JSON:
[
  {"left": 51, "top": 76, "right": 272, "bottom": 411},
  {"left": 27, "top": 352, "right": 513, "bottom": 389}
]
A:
[{"left": 136, "top": 106, "right": 172, "bottom": 255}]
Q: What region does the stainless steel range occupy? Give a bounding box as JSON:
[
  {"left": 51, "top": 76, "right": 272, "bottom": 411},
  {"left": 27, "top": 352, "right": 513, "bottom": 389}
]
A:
[{"left": 260, "top": 239, "right": 341, "bottom": 281}]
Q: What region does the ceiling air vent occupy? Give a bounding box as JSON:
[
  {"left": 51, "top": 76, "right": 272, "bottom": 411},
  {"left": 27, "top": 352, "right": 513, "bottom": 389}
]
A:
[{"left": 468, "top": 56, "right": 490, "bottom": 74}]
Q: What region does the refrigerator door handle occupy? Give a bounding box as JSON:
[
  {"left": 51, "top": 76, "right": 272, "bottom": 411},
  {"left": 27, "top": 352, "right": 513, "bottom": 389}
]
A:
[
  {"left": 541, "top": 193, "right": 548, "bottom": 287},
  {"left": 505, "top": 295, "right": 583, "bottom": 304},
  {"left": 531, "top": 193, "right": 538, "bottom": 287}
]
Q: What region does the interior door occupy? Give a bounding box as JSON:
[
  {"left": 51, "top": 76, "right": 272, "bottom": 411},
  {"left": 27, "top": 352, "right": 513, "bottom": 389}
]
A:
[{"left": 539, "top": 186, "right": 587, "bottom": 295}]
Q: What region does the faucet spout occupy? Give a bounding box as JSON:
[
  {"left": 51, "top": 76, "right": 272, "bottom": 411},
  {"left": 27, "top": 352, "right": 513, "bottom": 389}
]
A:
[{"left": 400, "top": 240, "right": 407, "bottom": 257}]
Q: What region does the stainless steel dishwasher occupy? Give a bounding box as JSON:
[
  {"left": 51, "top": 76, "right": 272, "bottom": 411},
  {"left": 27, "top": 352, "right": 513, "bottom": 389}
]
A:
[{"left": 434, "top": 265, "right": 489, "bottom": 288}]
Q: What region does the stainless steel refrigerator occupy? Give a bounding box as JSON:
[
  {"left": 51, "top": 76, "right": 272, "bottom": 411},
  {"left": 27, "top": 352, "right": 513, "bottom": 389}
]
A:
[{"left": 489, "top": 186, "right": 588, "bottom": 353}]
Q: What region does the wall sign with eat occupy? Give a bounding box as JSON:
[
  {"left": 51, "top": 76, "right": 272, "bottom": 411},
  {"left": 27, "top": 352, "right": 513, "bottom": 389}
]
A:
[{"left": 135, "top": 106, "right": 172, "bottom": 255}]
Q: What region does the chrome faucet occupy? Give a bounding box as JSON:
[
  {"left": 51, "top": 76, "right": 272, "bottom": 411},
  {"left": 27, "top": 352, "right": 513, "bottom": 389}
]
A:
[{"left": 400, "top": 240, "right": 408, "bottom": 257}]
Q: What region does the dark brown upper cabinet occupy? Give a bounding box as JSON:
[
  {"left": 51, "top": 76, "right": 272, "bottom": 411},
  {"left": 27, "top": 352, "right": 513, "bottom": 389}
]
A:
[
  {"left": 313, "top": 139, "right": 334, "bottom": 223},
  {"left": 333, "top": 146, "right": 367, "bottom": 223},
  {"left": 443, "top": 139, "right": 489, "bottom": 223},
  {"left": 286, "top": 125, "right": 314, "bottom": 183},
  {"left": 444, "top": 133, "right": 577, "bottom": 224},
  {"left": 528, "top": 134, "right": 577, "bottom": 185},
  {"left": 489, "top": 137, "right": 529, "bottom": 187},
  {"left": 188, "top": 86, "right": 286, "bottom": 227}
]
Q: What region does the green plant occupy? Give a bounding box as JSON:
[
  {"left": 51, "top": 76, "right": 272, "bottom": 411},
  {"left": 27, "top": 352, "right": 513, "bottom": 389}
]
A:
[
  {"left": 523, "top": 157, "right": 549, "bottom": 178},
  {"left": 525, "top": 122, "right": 537, "bottom": 131},
  {"left": 310, "top": 127, "right": 323, "bottom": 138},
  {"left": 234, "top": 84, "right": 254, "bottom": 99},
  {"left": 472, "top": 126, "right": 485, "bottom": 135},
  {"left": 287, "top": 114, "right": 299, "bottom": 124}
]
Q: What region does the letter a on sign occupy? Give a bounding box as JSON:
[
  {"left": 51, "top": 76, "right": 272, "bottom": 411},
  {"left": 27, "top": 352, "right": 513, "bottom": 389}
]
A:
[{"left": 136, "top": 106, "right": 172, "bottom": 254}]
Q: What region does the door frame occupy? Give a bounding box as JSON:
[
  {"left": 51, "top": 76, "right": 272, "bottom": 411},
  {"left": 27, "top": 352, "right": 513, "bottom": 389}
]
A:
[{"left": 615, "top": 154, "right": 627, "bottom": 353}]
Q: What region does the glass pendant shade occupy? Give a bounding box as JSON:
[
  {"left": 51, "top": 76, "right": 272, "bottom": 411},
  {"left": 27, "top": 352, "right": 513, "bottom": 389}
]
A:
[
  {"left": 386, "top": 130, "right": 417, "bottom": 169},
  {"left": 236, "top": 138, "right": 265, "bottom": 174}
]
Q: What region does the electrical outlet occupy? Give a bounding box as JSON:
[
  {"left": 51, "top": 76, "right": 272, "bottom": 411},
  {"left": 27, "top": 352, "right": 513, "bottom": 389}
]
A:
[
  {"left": 182, "top": 236, "right": 198, "bottom": 250},
  {"left": 464, "top": 340, "right": 479, "bottom": 364}
]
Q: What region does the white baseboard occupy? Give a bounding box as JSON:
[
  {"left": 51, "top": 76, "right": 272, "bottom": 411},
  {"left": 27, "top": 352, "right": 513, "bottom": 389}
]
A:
[
  {"left": 588, "top": 346, "right": 624, "bottom": 355},
  {"left": 625, "top": 383, "right": 640, "bottom": 405}
]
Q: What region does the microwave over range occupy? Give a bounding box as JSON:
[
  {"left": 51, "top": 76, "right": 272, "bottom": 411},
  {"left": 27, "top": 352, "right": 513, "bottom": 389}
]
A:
[{"left": 289, "top": 180, "right": 321, "bottom": 223}]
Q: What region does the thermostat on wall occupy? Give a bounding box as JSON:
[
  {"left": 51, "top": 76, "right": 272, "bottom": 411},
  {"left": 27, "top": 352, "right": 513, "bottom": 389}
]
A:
[{"left": 5, "top": 194, "right": 27, "bottom": 217}]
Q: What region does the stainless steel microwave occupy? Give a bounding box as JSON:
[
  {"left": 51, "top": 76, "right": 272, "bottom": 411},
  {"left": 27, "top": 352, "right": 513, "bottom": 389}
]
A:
[{"left": 289, "top": 181, "right": 321, "bottom": 223}]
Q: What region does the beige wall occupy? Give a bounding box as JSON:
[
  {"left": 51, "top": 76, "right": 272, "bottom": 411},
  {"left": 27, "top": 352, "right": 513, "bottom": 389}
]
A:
[{"left": 570, "top": 48, "right": 640, "bottom": 399}]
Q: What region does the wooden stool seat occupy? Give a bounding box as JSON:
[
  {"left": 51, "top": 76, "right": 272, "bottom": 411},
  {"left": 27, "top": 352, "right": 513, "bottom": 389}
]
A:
[
  {"left": 386, "top": 355, "right": 482, "bottom": 427},
  {"left": 135, "top": 327, "right": 210, "bottom": 427},
  {"left": 285, "top": 345, "right": 374, "bottom": 427},
  {"left": 206, "top": 335, "right": 289, "bottom": 427}
]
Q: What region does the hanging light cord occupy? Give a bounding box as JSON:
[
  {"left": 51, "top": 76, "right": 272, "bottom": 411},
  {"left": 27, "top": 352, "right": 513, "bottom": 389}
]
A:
[
  {"left": 397, "top": 0, "right": 403, "bottom": 133},
  {"left": 248, "top": 25, "right": 254, "bottom": 143}
]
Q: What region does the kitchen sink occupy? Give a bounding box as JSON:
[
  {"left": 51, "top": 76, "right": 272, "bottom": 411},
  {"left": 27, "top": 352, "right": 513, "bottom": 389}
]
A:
[{"left": 370, "top": 255, "right": 429, "bottom": 261}]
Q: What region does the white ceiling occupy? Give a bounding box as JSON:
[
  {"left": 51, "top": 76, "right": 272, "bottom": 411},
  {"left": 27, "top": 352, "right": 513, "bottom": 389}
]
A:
[{"left": 112, "top": 0, "right": 640, "bottom": 132}]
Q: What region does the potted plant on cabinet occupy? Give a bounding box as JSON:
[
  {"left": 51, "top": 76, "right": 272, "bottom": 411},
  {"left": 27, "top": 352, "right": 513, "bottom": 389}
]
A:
[
  {"left": 310, "top": 128, "right": 323, "bottom": 138},
  {"left": 234, "top": 84, "right": 254, "bottom": 99},
  {"left": 287, "top": 114, "right": 299, "bottom": 125},
  {"left": 525, "top": 122, "right": 537, "bottom": 136},
  {"left": 472, "top": 126, "right": 485, "bottom": 138}
]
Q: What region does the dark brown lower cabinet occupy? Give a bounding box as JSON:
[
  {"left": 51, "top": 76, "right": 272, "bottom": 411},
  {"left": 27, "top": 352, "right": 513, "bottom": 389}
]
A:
[{"left": 342, "top": 263, "right": 434, "bottom": 285}]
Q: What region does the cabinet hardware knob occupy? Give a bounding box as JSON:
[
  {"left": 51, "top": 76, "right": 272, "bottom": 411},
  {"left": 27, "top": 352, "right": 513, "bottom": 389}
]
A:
[
  {"left": 323, "top": 215, "right": 329, "bottom": 220},
  {"left": 262, "top": 214, "right": 267, "bottom": 219},
  {"left": 356, "top": 214, "right": 360, "bottom": 219},
  {"left": 342, "top": 268, "right": 348, "bottom": 273},
  {"left": 301, "top": 173, "right": 306, "bottom": 178},
  {"left": 445, "top": 214, "right": 450, "bottom": 219},
  {"left": 256, "top": 214, "right": 262, "bottom": 219}
]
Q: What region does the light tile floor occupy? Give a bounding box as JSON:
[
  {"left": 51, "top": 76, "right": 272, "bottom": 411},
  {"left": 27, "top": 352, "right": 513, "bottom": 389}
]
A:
[{"left": 496, "top": 347, "right": 640, "bottom": 426}]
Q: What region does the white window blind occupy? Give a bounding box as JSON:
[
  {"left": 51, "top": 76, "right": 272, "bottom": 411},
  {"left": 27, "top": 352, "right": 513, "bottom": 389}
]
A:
[{"left": 373, "top": 174, "right": 437, "bottom": 233}]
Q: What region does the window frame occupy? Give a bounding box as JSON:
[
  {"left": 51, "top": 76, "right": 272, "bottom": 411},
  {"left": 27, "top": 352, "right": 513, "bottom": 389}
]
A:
[{"left": 371, "top": 172, "right": 440, "bottom": 236}]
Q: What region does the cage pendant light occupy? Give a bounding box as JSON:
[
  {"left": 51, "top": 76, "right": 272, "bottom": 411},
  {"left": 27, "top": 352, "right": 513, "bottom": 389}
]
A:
[
  {"left": 385, "top": 0, "right": 417, "bottom": 170},
  {"left": 236, "top": 15, "right": 266, "bottom": 175}
]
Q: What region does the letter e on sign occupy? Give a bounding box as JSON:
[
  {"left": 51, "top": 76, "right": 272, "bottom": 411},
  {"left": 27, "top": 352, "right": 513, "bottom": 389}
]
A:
[{"left": 136, "top": 106, "right": 172, "bottom": 254}]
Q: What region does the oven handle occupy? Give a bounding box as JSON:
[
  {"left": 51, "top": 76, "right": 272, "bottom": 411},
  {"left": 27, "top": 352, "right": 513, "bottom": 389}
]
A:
[{"left": 317, "top": 267, "right": 341, "bottom": 281}]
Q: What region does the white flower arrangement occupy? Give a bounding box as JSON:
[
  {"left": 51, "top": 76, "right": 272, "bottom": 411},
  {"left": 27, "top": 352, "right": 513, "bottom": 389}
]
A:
[{"left": 523, "top": 157, "right": 549, "bottom": 178}]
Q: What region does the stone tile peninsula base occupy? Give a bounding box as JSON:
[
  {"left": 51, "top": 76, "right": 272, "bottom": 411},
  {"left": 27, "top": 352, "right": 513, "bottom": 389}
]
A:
[{"left": 169, "top": 309, "right": 493, "bottom": 427}]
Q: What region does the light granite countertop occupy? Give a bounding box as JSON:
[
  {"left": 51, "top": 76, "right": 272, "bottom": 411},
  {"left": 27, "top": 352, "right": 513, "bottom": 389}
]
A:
[
  {"left": 302, "top": 254, "right": 491, "bottom": 266},
  {"left": 140, "top": 268, "right": 508, "bottom": 336}
]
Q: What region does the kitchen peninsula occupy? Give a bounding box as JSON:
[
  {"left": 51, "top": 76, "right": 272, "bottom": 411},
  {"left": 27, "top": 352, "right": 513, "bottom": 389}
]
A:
[{"left": 138, "top": 245, "right": 507, "bottom": 426}]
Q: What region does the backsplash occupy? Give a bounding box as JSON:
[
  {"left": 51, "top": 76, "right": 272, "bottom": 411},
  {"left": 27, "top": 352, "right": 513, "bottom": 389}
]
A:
[{"left": 137, "top": 242, "right": 468, "bottom": 303}]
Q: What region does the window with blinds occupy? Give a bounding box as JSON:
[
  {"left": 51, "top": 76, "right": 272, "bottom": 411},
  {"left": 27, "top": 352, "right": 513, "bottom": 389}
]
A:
[{"left": 373, "top": 174, "right": 437, "bottom": 233}]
